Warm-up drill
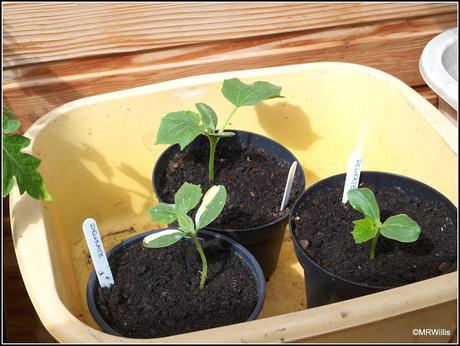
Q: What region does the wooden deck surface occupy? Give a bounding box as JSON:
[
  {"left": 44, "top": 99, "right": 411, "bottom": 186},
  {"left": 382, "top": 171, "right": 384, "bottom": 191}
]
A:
[{"left": 2, "top": 2, "right": 457, "bottom": 343}]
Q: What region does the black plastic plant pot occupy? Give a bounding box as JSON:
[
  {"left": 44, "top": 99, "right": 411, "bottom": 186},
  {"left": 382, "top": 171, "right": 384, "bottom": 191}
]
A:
[
  {"left": 152, "top": 130, "right": 306, "bottom": 280},
  {"left": 289, "top": 171, "right": 457, "bottom": 308},
  {"left": 87, "top": 228, "right": 266, "bottom": 337}
]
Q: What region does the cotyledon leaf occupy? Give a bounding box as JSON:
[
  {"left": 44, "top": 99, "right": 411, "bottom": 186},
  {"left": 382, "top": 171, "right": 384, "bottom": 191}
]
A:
[
  {"left": 380, "top": 214, "right": 421, "bottom": 243},
  {"left": 347, "top": 188, "right": 380, "bottom": 223},
  {"left": 195, "top": 185, "right": 227, "bottom": 230},
  {"left": 143, "top": 229, "right": 185, "bottom": 248}
]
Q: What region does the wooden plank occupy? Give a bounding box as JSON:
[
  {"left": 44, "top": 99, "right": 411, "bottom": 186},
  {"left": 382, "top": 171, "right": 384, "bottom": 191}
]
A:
[
  {"left": 3, "top": 2, "right": 456, "bottom": 67},
  {"left": 3, "top": 13, "right": 456, "bottom": 127}
]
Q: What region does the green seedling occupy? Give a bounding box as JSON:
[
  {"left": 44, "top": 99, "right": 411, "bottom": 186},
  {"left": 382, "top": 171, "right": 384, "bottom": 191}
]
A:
[
  {"left": 155, "top": 78, "right": 284, "bottom": 180},
  {"left": 2, "top": 108, "right": 52, "bottom": 200},
  {"left": 144, "top": 182, "right": 227, "bottom": 289},
  {"left": 347, "top": 187, "right": 420, "bottom": 260}
]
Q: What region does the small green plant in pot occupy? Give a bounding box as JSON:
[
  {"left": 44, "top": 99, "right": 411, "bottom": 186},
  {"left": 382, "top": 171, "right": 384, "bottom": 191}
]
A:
[
  {"left": 347, "top": 187, "right": 421, "bottom": 259},
  {"left": 155, "top": 78, "right": 284, "bottom": 180},
  {"left": 289, "top": 172, "right": 456, "bottom": 308},
  {"left": 152, "top": 79, "right": 305, "bottom": 279},
  {"left": 2, "top": 108, "right": 52, "bottom": 200},
  {"left": 88, "top": 181, "right": 265, "bottom": 338},
  {"left": 144, "top": 182, "right": 227, "bottom": 288}
]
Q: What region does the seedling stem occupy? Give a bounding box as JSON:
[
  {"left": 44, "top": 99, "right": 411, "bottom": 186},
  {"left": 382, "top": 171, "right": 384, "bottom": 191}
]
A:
[{"left": 191, "top": 232, "right": 208, "bottom": 289}]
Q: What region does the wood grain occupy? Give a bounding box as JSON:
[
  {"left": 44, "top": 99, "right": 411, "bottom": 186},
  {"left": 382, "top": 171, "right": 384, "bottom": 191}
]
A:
[
  {"left": 1, "top": 3, "right": 455, "bottom": 342},
  {"left": 3, "top": 13, "right": 455, "bottom": 126},
  {"left": 3, "top": 2, "right": 456, "bottom": 67}
]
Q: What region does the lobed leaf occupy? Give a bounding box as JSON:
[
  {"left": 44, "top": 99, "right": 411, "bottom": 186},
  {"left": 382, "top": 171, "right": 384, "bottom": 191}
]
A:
[
  {"left": 177, "top": 212, "right": 195, "bottom": 232},
  {"left": 174, "top": 182, "right": 202, "bottom": 214},
  {"left": 3, "top": 115, "right": 20, "bottom": 134},
  {"left": 155, "top": 111, "right": 205, "bottom": 150},
  {"left": 347, "top": 188, "right": 380, "bottom": 223},
  {"left": 143, "top": 229, "right": 185, "bottom": 248},
  {"left": 221, "top": 78, "right": 284, "bottom": 106},
  {"left": 148, "top": 203, "right": 177, "bottom": 224},
  {"left": 3, "top": 108, "right": 14, "bottom": 119},
  {"left": 2, "top": 134, "right": 52, "bottom": 200},
  {"left": 195, "top": 185, "right": 227, "bottom": 230},
  {"left": 351, "top": 217, "right": 379, "bottom": 244},
  {"left": 196, "top": 103, "right": 218, "bottom": 131},
  {"left": 380, "top": 214, "right": 421, "bottom": 243}
]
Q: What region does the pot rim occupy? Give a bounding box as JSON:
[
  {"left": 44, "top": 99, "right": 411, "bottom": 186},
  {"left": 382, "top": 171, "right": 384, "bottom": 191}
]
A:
[
  {"left": 86, "top": 228, "right": 266, "bottom": 337},
  {"left": 152, "top": 129, "right": 306, "bottom": 233},
  {"left": 289, "top": 170, "right": 457, "bottom": 291}
]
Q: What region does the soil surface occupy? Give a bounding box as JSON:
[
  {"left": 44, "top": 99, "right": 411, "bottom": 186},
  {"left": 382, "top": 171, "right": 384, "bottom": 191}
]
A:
[
  {"left": 94, "top": 236, "right": 259, "bottom": 338},
  {"left": 156, "top": 138, "right": 302, "bottom": 229},
  {"left": 292, "top": 183, "right": 457, "bottom": 287}
]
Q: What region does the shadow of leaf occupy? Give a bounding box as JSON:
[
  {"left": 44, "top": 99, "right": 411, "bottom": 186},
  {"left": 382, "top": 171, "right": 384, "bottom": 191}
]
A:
[{"left": 255, "top": 102, "right": 320, "bottom": 151}]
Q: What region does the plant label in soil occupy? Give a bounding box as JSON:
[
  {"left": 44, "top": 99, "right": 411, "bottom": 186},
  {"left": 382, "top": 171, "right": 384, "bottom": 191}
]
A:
[
  {"left": 342, "top": 151, "right": 363, "bottom": 204},
  {"left": 82, "top": 218, "right": 114, "bottom": 288},
  {"left": 280, "top": 161, "right": 298, "bottom": 211}
]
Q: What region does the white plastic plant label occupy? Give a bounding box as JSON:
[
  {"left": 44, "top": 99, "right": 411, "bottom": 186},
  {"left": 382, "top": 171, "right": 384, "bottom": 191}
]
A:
[
  {"left": 342, "top": 151, "right": 363, "bottom": 204},
  {"left": 280, "top": 161, "right": 298, "bottom": 212},
  {"left": 82, "top": 218, "right": 114, "bottom": 288}
]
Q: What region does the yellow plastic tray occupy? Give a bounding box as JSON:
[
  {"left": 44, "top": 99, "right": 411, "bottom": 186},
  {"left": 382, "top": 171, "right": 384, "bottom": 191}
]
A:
[{"left": 10, "top": 62, "right": 457, "bottom": 342}]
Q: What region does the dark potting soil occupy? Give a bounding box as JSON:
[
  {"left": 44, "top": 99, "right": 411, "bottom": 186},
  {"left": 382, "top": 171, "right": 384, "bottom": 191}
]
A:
[
  {"left": 292, "top": 183, "right": 457, "bottom": 287},
  {"left": 157, "top": 143, "right": 301, "bottom": 229},
  {"left": 94, "top": 237, "right": 259, "bottom": 338}
]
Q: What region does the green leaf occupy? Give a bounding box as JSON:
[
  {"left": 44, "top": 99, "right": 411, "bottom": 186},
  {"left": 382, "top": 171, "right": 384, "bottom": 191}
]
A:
[
  {"left": 196, "top": 103, "right": 218, "bottom": 131},
  {"left": 174, "top": 182, "right": 202, "bottom": 214},
  {"left": 195, "top": 185, "right": 227, "bottom": 230},
  {"left": 221, "top": 78, "right": 284, "bottom": 106},
  {"left": 155, "top": 111, "right": 205, "bottom": 150},
  {"left": 3, "top": 108, "right": 14, "bottom": 119},
  {"left": 351, "top": 217, "right": 379, "bottom": 244},
  {"left": 208, "top": 131, "right": 235, "bottom": 138},
  {"left": 2, "top": 134, "right": 52, "bottom": 200},
  {"left": 177, "top": 212, "right": 195, "bottom": 232},
  {"left": 380, "top": 214, "right": 421, "bottom": 243},
  {"left": 3, "top": 115, "right": 20, "bottom": 134},
  {"left": 347, "top": 188, "right": 380, "bottom": 223},
  {"left": 143, "top": 229, "right": 185, "bottom": 248},
  {"left": 148, "top": 203, "right": 177, "bottom": 224}
]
